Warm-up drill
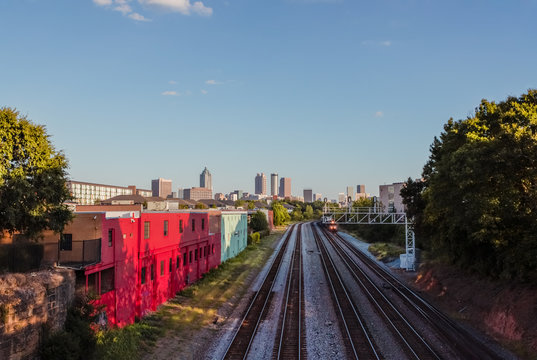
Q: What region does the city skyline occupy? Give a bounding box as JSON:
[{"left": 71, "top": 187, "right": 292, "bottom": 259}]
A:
[{"left": 1, "top": 1, "right": 536, "bottom": 199}]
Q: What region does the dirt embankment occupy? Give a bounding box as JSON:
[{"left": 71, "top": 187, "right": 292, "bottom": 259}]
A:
[{"left": 408, "top": 263, "right": 537, "bottom": 359}]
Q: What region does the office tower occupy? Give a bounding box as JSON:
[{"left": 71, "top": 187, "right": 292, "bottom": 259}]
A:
[
  {"left": 338, "top": 193, "right": 345, "bottom": 203},
  {"left": 279, "top": 177, "right": 291, "bottom": 198},
  {"left": 303, "top": 189, "right": 313, "bottom": 203},
  {"left": 314, "top": 193, "right": 323, "bottom": 201},
  {"left": 183, "top": 187, "right": 213, "bottom": 201},
  {"left": 346, "top": 186, "right": 355, "bottom": 202},
  {"left": 255, "top": 173, "right": 267, "bottom": 195},
  {"left": 177, "top": 188, "right": 184, "bottom": 199},
  {"left": 271, "top": 173, "right": 278, "bottom": 196},
  {"left": 357, "top": 184, "right": 366, "bottom": 194},
  {"left": 151, "top": 178, "right": 172, "bottom": 198},
  {"left": 200, "top": 167, "right": 212, "bottom": 190}
]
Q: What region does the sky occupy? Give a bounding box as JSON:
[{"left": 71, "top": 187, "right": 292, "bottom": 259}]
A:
[{"left": 1, "top": 0, "right": 537, "bottom": 199}]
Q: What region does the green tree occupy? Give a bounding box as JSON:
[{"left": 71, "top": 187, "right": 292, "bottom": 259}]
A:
[
  {"left": 194, "top": 203, "right": 207, "bottom": 209},
  {"left": 0, "top": 108, "right": 72, "bottom": 239},
  {"left": 304, "top": 205, "right": 314, "bottom": 219},
  {"left": 272, "top": 202, "right": 290, "bottom": 226},
  {"left": 247, "top": 201, "right": 255, "bottom": 210},
  {"left": 291, "top": 207, "right": 303, "bottom": 221},
  {"left": 406, "top": 91, "right": 537, "bottom": 280},
  {"left": 249, "top": 211, "right": 268, "bottom": 232}
]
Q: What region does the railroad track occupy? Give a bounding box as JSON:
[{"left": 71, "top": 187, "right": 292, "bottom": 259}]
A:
[
  {"left": 330, "top": 229, "right": 502, "bottom": 360},
  {"left": 275, "top": 223, "right": 306, "bottom": 359},
  {"left": 222, "top": 224, "right": 297, "bottom": 360},
  {"left": 317, "top": 223, "right": 440, "bottom": 359},
  {"left": 311, "top": 224, "right": 381, "bottom": 360}
]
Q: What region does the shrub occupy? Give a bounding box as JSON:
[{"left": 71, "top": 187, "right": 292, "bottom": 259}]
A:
[{"left": 40, "top": 330, "right": 81, "bottom": 360}]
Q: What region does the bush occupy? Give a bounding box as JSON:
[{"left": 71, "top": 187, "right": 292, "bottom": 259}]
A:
[
  {"left": 94, "top": 327, "right": 138, "bottom": 360},
  {"left": 40, "top": 330, "right": 81, "bottom": 360},
  {"left": 249, "top": 211, "right": 268, "bottom": 232}
]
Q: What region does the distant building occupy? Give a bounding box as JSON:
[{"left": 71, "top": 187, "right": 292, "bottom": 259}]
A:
[
  {"left": 229, "top": 193, "right": 238, "bottom": 201},
  {"left": 379, "top": 182, "right": 405, "bottom": 213},
  {"left": 214, "top": 193, "right": 225, "bottom": 201},
  {"left": 183, "top": 187, "right": 212, "bottom": 201},
  {"left": 357, "top": 184, "right": 366, "bottom": 194},
  {"left": 127, "top": 185, "right": 152, "bottom": 198},
  {"left": 151, "top": 178, "right": 172, "bottom": 198},
  {"left": 279, "top": 177, "right": 291, "bottom": 198},
  {"left": 314, "top": 193, "right": 323, "bottom": 201},
  {"left": 255, "top": 173, "right": 267, "bottom": 195},
  {"left": 200, "top": 167, "right": 212, "bottom": 190},
  {"left": 177, "top": 188, "right": 184, "bottom": 199},
  {"left": 67, "top": 181, "right": 136, "bottom": 205},
  {"left": 303, "top": 189, "right": 313, "bottom": 203},
  {"left": 271, "top": 173, "right": 278, "bottom": 196},
  {"left": 338, "top": 193, "right": 345, "bottom": 204},
  {"left": 346, "top": 186, "right": 354, "bottom": 202}
]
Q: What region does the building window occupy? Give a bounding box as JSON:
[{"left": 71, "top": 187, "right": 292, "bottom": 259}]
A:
[
  {"left": 108, "top": 229, "right": 114, "bottom": 247},
  {"left": 101, "top": 268, "right": 114, "bottom": 293},
  {"left": 179, "top": 219, "right": 183, "bottom": 233},
  {"left": 176, "top": 256, "right": 180, "bottom": 269},
  {"left": 195, "top": 249, "right": 198, "bottom": 261},
  {"left": 192, "top": 219, "right": 195, "bottom": 232},
  {"left": 141, "top": 267, "right": 146, "bottom": 284},
  {"left": 144, "top": 222, "right": 150, "bottom": 239},
  {"left": 169, "top": 258, "right": 172, "bottom": 273},
  {"left": 183, "top": 252, "right": 187, "bottom": 266},
  {"left": 150, "top": 264, "right": 154, "bottom": 281},
  {"left": 189, "top": 251, "right": 192, "bottom": 263},
  {"left": 202, "top": 218, "right": 205, "bottom": 230},
  {"left": 160, "top": 260, "right": 165, "bottom": 276},
  {"left": 60, "top": 233, "right": 72, "bottom": 251},
  {"left": 164, "top": 220, "right": 169, "bottom": 236}
]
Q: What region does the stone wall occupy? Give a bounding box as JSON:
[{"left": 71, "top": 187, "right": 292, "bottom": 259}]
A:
[{"left": 0, "top": 268, "right": 75, "bottom": 360}]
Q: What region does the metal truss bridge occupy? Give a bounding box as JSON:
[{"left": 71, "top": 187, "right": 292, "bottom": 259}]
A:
[{"left": 322, "top": 207, "right": 416, "bottom": 271}]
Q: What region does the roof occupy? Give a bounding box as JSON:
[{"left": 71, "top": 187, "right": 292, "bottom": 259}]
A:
[{"left": 101, "top": 194, "right": 146, "bottom": 204}]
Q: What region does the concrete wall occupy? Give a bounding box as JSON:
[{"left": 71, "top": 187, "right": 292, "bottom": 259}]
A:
[
  {"left": 221, "top": 212, "right": 248, "bottom": 263},
  {"left": 0, "top": 269, "right": 75, "bottom": 360}
]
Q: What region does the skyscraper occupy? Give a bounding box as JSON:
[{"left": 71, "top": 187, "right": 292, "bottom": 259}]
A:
[
  {"left": 151, "top": 178, "right": 172, "bottom": 198},
  {"left": 271, "top": 173, "right": 278, "bottom": 196},
  {"left": 303, "top": 189, "right": 313, "bottom": 203},
  {"left": 279, "top": 177, "right": 291, "bottom": 198},
  {"left": 357, "top": 184, "right": 366, "bottom": 194},
  {"left": 255, "top": 173, "right": 267, "bottom": 195},
  {"left": 200, "top": 167, "right": 212, "bottom": 190},
  {"left": 346, "top": 186, "right": 354, "bottom": 202}
]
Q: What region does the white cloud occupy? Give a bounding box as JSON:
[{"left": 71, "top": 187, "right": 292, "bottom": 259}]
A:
[
  {"left": 375, "top": 111, "right": 384, "bottom": 118},
  {"left": 362, "top": 40, "right": 392, "bottom": 47},
  {"left": 201, "top": 89, "right": 208, "bottom": 95},
  {"left": 139, "top": 0, "right": 213, "bottom": 16},
  {"left": 169, "top": 80, "right": 177, "bottom": 84},
  {"left": 205, "top": 79, "right": 222, "bottom": 85},
  {"left": 129, "top": 12, "right": 151, "bottom": 21},
  {"left": 114, "top": 3, "right": 132, "bottom": 14},
  {"left": 162, "top": 90, "right": 180, "bottom": 96},
  {"left": 94, "top": 0, "right": 113, "bottom": 5}
]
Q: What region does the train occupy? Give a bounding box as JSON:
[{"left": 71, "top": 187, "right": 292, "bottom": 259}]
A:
[{"left": 326, "top": 219, "right": 338, "bottom": 232}]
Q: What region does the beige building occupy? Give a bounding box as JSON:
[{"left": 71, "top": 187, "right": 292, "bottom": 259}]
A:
[
  {"left": 67, "top": 181, "right": 136, "bottom": 205},
  {"left": 151, "top": 178, "right": 172, "bottom": 198},
  {"left": 379, "top": 182, "right": 405, "bottom": 213},
  {"left": 184, "top": 187, "right": 212, "bottom": 201}
]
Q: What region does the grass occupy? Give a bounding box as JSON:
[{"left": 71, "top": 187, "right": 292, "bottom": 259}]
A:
[
  {"left": 368, "top": 242, "right": 405, "bottom": 262},
  {"left": 138, "top": 228, "right": 286, "bottom": 356}
]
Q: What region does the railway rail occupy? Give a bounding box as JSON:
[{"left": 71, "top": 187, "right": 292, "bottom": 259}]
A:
[
  {"left": 317, "top": 223, "right": 440, "bottom": 359},
  {"left": 222, "top": 224, "right": 297, "bottom": 360},
  {"left": 311, "top": 224, "right": 381, "bottom": 359},
  {"left": 329, "top": 229, "right": 503, "bottom": 360},
  {"left": 275, "top": 223, "right": 306, "bottom": 359}
]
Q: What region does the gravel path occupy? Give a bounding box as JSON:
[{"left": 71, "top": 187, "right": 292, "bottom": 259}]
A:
[{"left": 302, "top": 223, "right": 347, "bottom": 360}]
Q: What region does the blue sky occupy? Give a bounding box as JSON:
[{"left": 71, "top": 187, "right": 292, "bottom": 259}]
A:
[{"left": 1, "top": 0, "right": 536, "bottom": 199}]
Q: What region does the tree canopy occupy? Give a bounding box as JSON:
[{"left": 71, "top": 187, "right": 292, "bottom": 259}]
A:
[
  {"left": 249, "top": 211, "right": 269, "bottom": 232},
  {"left": 272, "top": 202, "right": 290, "bottom": 226},
  {"left": 0, "top": 108, "right": 72, "bottom": 239},
  {"left": 402, "top": 90, "right": 537, "bottom": 281}
]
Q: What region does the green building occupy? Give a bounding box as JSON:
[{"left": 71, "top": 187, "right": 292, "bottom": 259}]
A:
[{"left": 221, "top": 211, "right": 248, "bottom": 262}]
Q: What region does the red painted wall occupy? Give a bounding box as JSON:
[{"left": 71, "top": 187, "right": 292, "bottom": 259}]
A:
[{"left": 84, "top": 211, "right": 221, "bottom": 326}]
